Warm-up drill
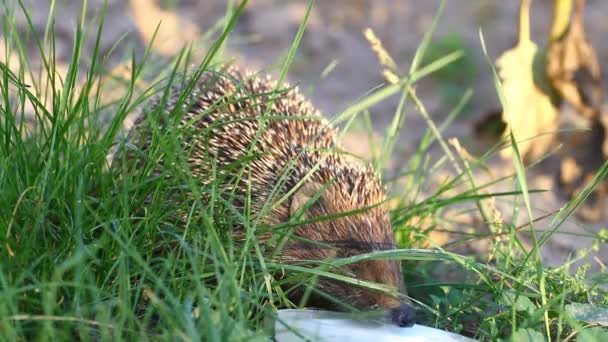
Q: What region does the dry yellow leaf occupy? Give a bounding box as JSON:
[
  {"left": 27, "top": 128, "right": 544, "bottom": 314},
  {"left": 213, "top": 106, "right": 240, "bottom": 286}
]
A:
[
  {"left": 546, "top": 0, "right": 603, "bottom": 119},
  {"left": 545, "top": 0, "right": 608, "bottom": 222},
  {"left": 497, "top": 0, "right": 558, "bottom": 162}
]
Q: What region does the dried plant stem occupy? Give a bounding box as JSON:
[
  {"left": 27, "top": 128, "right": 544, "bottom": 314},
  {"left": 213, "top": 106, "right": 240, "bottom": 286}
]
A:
[{"left": 550, "top": 0, "right": 573, "bottom": 41}]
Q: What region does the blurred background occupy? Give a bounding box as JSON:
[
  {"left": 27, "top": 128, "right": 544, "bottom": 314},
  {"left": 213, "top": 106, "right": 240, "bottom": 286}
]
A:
[{"left": 2, "top": 0, "right": 608, "bottom": 269}]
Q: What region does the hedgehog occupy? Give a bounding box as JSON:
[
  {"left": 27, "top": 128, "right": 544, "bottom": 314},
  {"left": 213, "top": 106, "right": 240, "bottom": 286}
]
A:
[{"left": 117, "top": 65, "right": 416, "bottom": 327}]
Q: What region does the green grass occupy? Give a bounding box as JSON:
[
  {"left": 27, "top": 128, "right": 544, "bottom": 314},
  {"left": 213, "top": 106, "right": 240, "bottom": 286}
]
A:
[{"left": 1, "top": 0, "right": 607, "bottom": 341}]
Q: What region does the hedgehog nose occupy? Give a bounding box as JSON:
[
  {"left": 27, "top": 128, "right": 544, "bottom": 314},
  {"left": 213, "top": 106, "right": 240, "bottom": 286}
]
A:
[{"left": 390, "top": 304, "right": 416, "bottom": 327}]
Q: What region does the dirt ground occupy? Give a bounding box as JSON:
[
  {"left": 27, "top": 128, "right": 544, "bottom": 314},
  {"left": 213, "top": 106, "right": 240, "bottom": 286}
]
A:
[{"left": 2, "top": 0, "right": 607, "bottom": 272}]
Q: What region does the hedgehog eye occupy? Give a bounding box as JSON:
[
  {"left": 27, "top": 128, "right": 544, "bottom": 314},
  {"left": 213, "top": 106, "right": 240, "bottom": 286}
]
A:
[{"left": 337, "top": 248, "right": 356, "bottom": 258}]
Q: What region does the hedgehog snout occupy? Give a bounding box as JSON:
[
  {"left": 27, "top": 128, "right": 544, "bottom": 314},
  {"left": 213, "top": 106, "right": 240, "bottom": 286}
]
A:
[{"left": 389, "top": 303, "right": 416, "bottom": 328}]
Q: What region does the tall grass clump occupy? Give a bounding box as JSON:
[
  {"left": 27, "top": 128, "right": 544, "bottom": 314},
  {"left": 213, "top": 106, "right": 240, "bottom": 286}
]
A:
[
  {"left": 1, "top": 0, "right": 607, "bottom": 341},
  {"left": 0, "top": 0, "right": 275, "bottom": 339}
]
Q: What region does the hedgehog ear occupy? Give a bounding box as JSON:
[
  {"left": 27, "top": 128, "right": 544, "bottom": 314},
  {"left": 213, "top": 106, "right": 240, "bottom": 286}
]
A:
[{"left": 290, "top": 181, "right": 326, "bottom": 218}]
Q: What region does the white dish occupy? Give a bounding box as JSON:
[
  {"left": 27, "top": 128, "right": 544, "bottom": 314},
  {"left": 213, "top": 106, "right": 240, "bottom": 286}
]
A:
[{"left": 275, "top": 309, "right": 477, "bottom": 342}]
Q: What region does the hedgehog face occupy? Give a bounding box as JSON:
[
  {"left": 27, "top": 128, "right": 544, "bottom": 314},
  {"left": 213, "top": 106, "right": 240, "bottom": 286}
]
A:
[{"left": 282, "top": 180, "right": 415, "bottom": 326}]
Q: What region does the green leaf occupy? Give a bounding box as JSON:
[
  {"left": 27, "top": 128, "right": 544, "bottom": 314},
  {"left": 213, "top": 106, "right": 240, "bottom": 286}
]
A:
[
  {"left": 566, "top": 303, "right": 608, "bottom": 326},
  {"left": 577, "top": 327, "right": 608, "bottom": 342},
  {"left": 508, "top": 328, "right": 546, "bottom": 342},
  {"left": 502, "top": 292, "right": 536, "bottom": 313}
]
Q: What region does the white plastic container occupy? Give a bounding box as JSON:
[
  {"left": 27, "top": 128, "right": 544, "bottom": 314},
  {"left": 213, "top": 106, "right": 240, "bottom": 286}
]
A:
[{"left": 275, "top": 309, "right": 477, "bottom": 342}]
